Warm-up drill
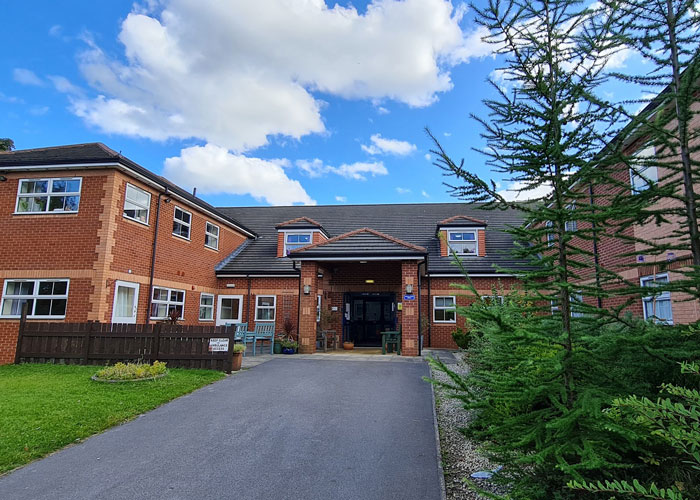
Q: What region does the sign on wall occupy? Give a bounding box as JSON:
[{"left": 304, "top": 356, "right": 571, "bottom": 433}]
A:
[{"left": 208, "top": 338, "right": 230, "bottom": 352}]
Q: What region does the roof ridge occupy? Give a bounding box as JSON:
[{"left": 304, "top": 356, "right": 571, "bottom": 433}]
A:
[
  {"left": 290, "top": 227, "right": 427, "bottom": 254},
  {"left": 0, "top": 142, "right": 113, "bottom": 155},
  {"left": 275, "top": 216, "right": 324, "bottom": 228},
  {"left": 438, "top": 214, "right": 487, "bottom": 225}
]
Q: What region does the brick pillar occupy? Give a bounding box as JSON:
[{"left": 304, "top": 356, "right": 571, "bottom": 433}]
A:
[
  {"left": 299, "top": 261, "right": 318, "bottom": 354},
  {"left": 401, "top": 260, "right": 419, "bottom": 356}
]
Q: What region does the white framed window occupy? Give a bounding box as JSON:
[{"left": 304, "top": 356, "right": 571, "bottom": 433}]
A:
[
  {"left": 173, "top": 206, "right": 192, "bottom": 240},
  {"left": 551, "top": 292, "right": 584, "bottom": 317},
  {"left": 199, "top": 293, "right": 214, "bottom": 321},
  {"left": 630, "top": 146, "right": 658, "bottom": 193},
  {"left": 641, "top": 274, "right": 673, "bottom": 324},
  {"left": 123, "top": 183, "right": 151, "bottom": 224},
  {"left": 255, "top": 295, "right": 276, "bottom": 322},
  {"left": 15, "top": 178, "right": 81, "bottom": 214},
  {"left": 565, "top": 204, "right": 577, "bottom": 232},
  {"left": 217, "top": 295, "right": 243, "bottom": 326},
  {"left": 205, "top": 222, "right": 220, "bottom": 250},
  {"left": 150, "top": 286, "right": 185, "bottom": 320},
  {"left": 545, "top": 221, "right": 555, "bottom": 247},
  {"left": 317, "top": 294, "right": 322, "bottom": 323},
  {"left": 1, "top": 279, "right": 69, "bottom": 318},
  {"left": 433, "top": 296, "right": 456, "bottom": 323},
  {"left": 480, "top": 294, "right": 504, "bottom": 305},
  {"left": 448, "top": 230, "right": 477, "bottom": 255},
  {"left": 284, "top": 232, "right": 312, "bottom": 255}
]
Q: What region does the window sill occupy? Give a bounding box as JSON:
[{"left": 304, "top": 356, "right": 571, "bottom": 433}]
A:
[
  {"left": 199, "top": 319, "right": 215, "bottom": 322},
  {"left": 123, "top": 215, "right": 150, "bottom": 227},
  {"left": 255, "top": 319, "right": 275, "bottom": 323},
  {"left": 432, "top": 320, "right": 456, "bottom": 324},
  {"left": 172, "top": 233, "right": 191, "bottom": 242},
  {"left": 204, "top": 244, "right": 219, "bottom": 252},
  {"left": 0, "top": 315, "right": 66, "bottom": 320},
  {"left": 149, "top": 317, "right": 185, "bottom": 321},
  {"left": 13, "top": 211, "right": 78, "bottom": 216}
]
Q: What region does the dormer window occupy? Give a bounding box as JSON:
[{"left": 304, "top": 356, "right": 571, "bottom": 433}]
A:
[
  {"left": 285, "top": 233, "right": 312, "bottom": 255},
  {"left": 447, "top": 230, "right": 477, "bottom": 255}
]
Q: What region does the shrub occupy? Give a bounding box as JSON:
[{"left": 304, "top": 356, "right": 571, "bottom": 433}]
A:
[
  {"left": 232, "top": 344, "right": 246, "bottom": 353},
  {"left": 451, "top": 328, "right": 472, "bottom": 350},
  {"left": 94, "top": 361, "right": 167, "bottom": 381}
]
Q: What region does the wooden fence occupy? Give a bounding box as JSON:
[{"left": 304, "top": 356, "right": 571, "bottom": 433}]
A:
[{"left": 14, "top": 311, "right": 237, "bottom": 373}]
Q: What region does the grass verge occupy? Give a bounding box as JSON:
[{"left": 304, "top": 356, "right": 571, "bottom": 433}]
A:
[{"left": 0, "top": 363, "right": 225, "bottom": 474}]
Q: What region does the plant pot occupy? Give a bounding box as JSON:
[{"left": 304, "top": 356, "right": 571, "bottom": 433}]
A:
[
  {"left": 273, "top": 343, "right": 282, "bottom": 354},
  {"left": 343, "top": 341, "right": 354, "bottom": 350},
  {"left": 282, "top": 347, "right": 295, "bottom": 355},
  {"left": 231, "top": 351, "right": 243, "bottom": 371}
]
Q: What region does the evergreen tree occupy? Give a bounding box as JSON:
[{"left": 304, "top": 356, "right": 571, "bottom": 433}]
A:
[{"left": 0, "top": 138, "right": 14, "bottom": 151}]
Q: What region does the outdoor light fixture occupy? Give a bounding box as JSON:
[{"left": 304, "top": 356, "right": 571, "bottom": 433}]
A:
[
  {"left": 317, "top": 272, "right": 324, "bottom": 278},
  {"left": 303, "top": 284, "right": 311, "bottom": 294},
  {"left": 0, "top": 175, "right": 6, "bottom": 182},
  {"left": 405, "top": 284, "right": 414, "bottom": 294},
  {"left": 365, "top": 279, "right": 375, "bottom": 284},
  {"left": 360, "top": 260, "right": 367, "bottom": 264},
  {"left": 226, "top": 284, "right": 236, "bottom": 288}
]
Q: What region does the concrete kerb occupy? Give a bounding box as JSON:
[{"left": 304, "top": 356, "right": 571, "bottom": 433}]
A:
[{"left": 427, "top": 357, "right": 449, "bottom": 500}]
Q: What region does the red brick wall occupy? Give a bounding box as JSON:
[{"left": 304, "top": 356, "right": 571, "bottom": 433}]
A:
[
  {"left": 478, "top": 230, "right": 486, "bottom": 256},
  {"left": 276, "top": 232, "right": 285, "bottom": 258},
  {"left": 0, "top": 322, "right": 19, "bottom": 364}
]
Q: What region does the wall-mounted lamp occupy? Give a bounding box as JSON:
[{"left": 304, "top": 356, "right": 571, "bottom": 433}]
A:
[
  {"left": 405, "top": 284, "right": 414, "bottom": 294},
  {"left": 317, "top": 272, "right": 324, "bottom": 278},
  {"left": 359, "top": 260, "right": 367, "bottom": 264},
  {"left": 365, "top": 279, "right": 375, "bottom": 284},
  {"left": 163, "top": 198, "right": 172, "bottom": 204},
  {"left": 226, "top": 284, "right": 236, "bottom": 288},
  {"left": 0, "top": 175, "right": 6, "bottom": 182},
  {"left": 303, "top": 284, "right": 311, "bottom": 295}
]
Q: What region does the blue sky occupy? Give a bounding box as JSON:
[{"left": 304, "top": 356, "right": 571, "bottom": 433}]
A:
[{"left": 1, "top": 0, "right": 642, "bottom": 208}]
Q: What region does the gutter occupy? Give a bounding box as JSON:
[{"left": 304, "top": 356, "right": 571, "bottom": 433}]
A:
[{"left": 146, "top": 189, "right": 167, "bottom": 324}]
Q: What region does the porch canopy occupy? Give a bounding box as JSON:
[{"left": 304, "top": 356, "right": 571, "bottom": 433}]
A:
[
  {"left": 287, "top": 227, "right": 427, "bottom": 261},
  {"left": 289, "top": 228, "right": 427, "bottom": 356}
]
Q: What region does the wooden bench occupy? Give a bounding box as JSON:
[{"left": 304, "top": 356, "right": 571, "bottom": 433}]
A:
[{"left": 251, "top": 323, "right": 275, "bottom": 356}]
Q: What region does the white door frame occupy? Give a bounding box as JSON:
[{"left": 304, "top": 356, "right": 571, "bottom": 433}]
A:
[
  {"left": 216, "top": 294, "right": 243, "bottom": 326},
  {"left": 112, "top": 280, "right": 140, "bottom": 324}
]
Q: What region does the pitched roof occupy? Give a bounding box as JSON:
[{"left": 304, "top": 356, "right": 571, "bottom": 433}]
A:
[
  {"left": 0, "top": 143, "right": 256, "bottom": 238},
  {"left": 289, "top": 228, "right": 426, "bottom": 259},
  {"left": 275, "top": 216, "right": 323, "bottom": 228},
  {"left": 438, "top": 215, "right": 487, "bottom": 226},
  {"left": 214, "top": 203, "right": 535, "bottom": 276}
]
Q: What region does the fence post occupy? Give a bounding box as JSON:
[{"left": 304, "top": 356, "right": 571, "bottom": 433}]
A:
[
  {"left": 151, "top": 322, "right": 161, "bottom": 363},
  {"left": 14, "top": 302, "right": 28, "bottom": 364},
  {"left": 225, "top": 327, "right": 235, "bottom": 374},
  {"left": 82, "top": 321, "right": 95, "bottom": 365}
]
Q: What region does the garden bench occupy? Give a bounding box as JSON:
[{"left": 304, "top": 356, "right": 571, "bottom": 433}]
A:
[{"left": 251, "top": 323, "right": 275, "bottom": 356}]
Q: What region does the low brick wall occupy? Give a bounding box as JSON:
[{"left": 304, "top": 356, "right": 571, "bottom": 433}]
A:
[{"left": 0, "top": 321, "right": 19, "bottom": 365}]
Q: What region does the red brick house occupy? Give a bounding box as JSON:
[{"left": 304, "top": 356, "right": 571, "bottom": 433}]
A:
[
  {"left": 0, "top": 143, "right": 534, "bottom": 363},
  {"left": 0, "top": 131, "right": 696, "bottom": 364}
]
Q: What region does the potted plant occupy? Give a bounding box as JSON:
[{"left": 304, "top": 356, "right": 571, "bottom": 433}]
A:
[
  {"left": 231, "top": 343, "right": 246, "bottom": 371},
  {"left": 273, "top": 336, "right": 284, "bottom": 354},
  {"left": 280, "top": 337, "right": 298, "bottom": 354},
  {"left": 343, "top": 340, "right": 354, "bottom": 350}
]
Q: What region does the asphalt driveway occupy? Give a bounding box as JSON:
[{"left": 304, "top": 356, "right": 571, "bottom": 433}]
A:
[{"left": 0, "top": 358, "right": 443, "bottom": 500}]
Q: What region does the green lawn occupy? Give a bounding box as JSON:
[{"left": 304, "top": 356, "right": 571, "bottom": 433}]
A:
[{"left": 0, "top": 363, "right": 225, "bottom": 474}]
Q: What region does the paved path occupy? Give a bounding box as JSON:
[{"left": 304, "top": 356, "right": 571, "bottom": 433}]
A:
[{"left": 0, "top": 358, "right": 443, "bottom": 500}]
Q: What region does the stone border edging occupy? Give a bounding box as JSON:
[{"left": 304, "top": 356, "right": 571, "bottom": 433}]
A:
[
  {"left": 90, "top": 372, "right": 169, "bottom": 383},
  {"left": 428, "top": 359, "right": 448, "bottom": 500}
]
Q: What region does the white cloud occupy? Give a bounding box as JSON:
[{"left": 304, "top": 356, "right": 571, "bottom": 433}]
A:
[
  {"left": 424, "top": 153, "right": 431, "bottom": 161},
  {"left": 49, "top": 25, "right": 62, "bottom": 37},
  {"left": 497, "top": 180, "right": 552, "bottom": 202},
  {"left": 376, "top": 106, "right": 390, "bottom": 115},
  {"left": 421, "top": 190, "right": 430, "bottom": 198},
  {"left": 443, "top": 132, "right": 451, "bottom": 137},
  {"left": 29, "top": 106, "right": 49, "bottom": 116},
  {"left": 163, "top": 144, "right": 315, "bottom": 206},
  {"left": 69, "top": 0, "right": 491, "bottom": 152},
  {"left": 361, "top": 134, "right": 417, "bottom": 156},
  {"left": 335, "top": 195, "right": 347, "bottom": 203},
  {"left": 13, "top": 68, "right": 43, "bottom": 86},
  {"left": 296, "top": 158, "right": 387, "bottom": 180},
  {"left": 396, "top": 187, "right": 412, "bottom": 194},
  {"left": 48, "top": 76, "right": 83, "bottom": 96}
]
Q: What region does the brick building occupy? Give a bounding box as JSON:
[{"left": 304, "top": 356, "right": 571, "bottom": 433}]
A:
[{"left": 0, "top": 122, "right": 696, "bottom": 363}]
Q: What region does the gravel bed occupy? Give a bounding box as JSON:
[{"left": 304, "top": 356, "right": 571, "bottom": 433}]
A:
[{"left": 429, "top": 352, "right": 503, "bottom": 500}]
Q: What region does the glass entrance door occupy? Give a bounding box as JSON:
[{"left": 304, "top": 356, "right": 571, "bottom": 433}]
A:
[
  {"left": 216, "top": 295, "right": 243, "bottom": 326},
  {"left": 112, "top": 281, "right": 139, "bottom": 324},
  {"left": 346, "top": 293, "right": 396, "bottom": 346}
]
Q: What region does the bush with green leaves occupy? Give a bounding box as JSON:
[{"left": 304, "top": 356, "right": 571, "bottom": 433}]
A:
[
  {"left": 232, "top": 343, "right": 246, "bottom": 353},
  {"left": 569, "top": 361, "right": 700, "bottom": 499},
  {"left": 429, "top": 292, "right": 700, "bottom": 499},
  {"left": 94, "top": 361, "right": 168, "bottom": 381}
]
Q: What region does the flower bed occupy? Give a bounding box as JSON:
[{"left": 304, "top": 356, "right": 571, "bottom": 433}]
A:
[{"left": 92, "top": 361, "right": 168, "bottom": 382}]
